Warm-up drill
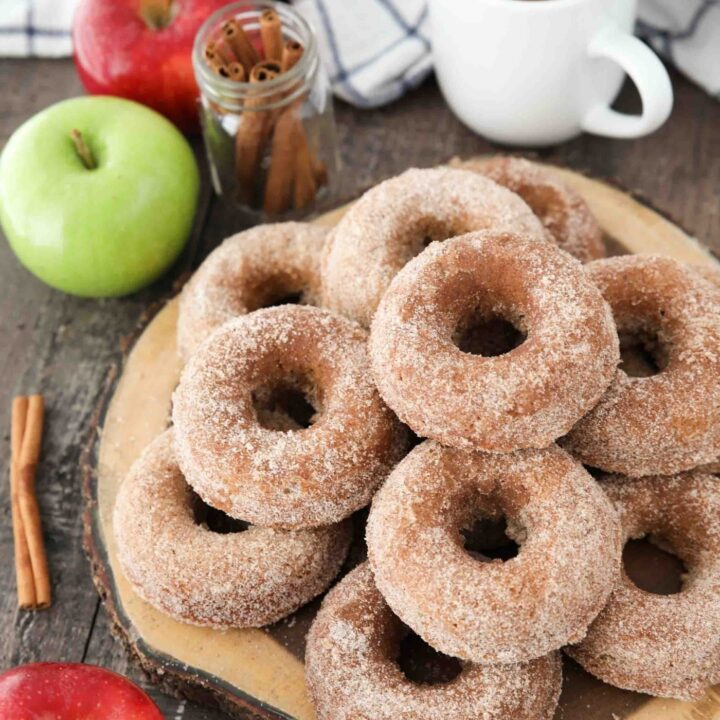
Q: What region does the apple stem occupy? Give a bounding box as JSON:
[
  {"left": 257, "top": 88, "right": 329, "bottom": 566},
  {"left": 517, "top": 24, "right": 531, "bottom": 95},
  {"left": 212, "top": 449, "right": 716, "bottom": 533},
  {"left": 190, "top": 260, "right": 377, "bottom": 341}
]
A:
[
  {"left": 141, "top": 0, "right": 174, "bottom": 30},
  {"left": 70, "top": 129, "right": 96, "bottom": 170}
]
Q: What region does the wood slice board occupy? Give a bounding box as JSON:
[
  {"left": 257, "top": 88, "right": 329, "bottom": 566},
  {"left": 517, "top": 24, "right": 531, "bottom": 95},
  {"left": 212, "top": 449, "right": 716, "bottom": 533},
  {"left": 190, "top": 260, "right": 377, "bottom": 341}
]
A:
[{"left": 84, "top": 165, "right": 720, "bottom": 720}]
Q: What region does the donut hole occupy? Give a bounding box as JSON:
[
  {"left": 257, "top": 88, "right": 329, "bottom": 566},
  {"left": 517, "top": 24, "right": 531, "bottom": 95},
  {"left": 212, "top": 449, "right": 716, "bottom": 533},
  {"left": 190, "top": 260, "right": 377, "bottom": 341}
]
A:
[
  {"left": 252, "top": 375, "right": 319, "bottom": 431},
  {"left": 396, "top": 627, "right": 463, "bottom": 685},
  {"left": 460, "top": 515, "right": 521, "bottom": 562},
  {"left": 623, "top": 535, "right": 687, "bottom": 595},
  {"left": 407, "top": 217, "right": 466, "bottom": 258},
  {"left": 245, "top": 275, "right": 307, "bottom": 312},
  {"left": 190, "top": 490, "right": 249, "bottom": 534},
  {"left": 618, "top": 324, "right": 668, "bottom": 378},
  {"left": 453, "top": 310, "right": 527, "bottom": 357}
]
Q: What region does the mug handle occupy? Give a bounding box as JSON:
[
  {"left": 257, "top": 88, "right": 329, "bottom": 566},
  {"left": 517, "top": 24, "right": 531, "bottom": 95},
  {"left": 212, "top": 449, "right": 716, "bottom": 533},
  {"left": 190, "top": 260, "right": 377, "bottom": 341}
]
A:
[{"left": 581, "top": 28, "right": 673, "bottom": 139}]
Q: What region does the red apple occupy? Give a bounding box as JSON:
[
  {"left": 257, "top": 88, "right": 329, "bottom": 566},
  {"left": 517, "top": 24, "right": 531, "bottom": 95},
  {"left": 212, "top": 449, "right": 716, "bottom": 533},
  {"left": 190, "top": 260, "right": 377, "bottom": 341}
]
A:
[
  {"left": 73, "top": 0, "right": 231, "bottom": 133},
  {"left": 0, "top": 663, "right": 163, "bottom": 720}
]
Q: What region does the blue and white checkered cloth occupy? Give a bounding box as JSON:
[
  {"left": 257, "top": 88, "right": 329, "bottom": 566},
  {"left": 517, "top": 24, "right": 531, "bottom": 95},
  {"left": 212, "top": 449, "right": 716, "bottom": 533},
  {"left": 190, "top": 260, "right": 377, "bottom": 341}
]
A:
[
  {"left": 0, "top": 0, "right": 74, "bottom": 57},
  {"left": 1, "top": 0, "right": 718, "bottom": 104},
  {"left": 291, "top": 0, "right": 431, "bottom": 108}
]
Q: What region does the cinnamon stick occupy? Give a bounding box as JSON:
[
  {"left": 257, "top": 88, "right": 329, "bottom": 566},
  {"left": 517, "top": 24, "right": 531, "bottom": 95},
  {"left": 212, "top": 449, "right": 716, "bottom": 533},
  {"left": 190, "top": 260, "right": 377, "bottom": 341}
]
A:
[
  {"left": 293, "top": 123, "right": 318, "bottom": 210},
  {"left": 17, "top": 395, "right": 51, "bottom": 609},
  {"left": 10, "top": 397, "right": 35, "bottom": 609},
  {"left": 235, "top": 61, "right": 282, "bottom": 205},
  {"left": 204, "top": 47, "right": 230, "bottom": 78},
  {"left": 206, "top": 39, "right": 236, "bottom": 67},
  {"left": 259, "top": 9, "right": 283, "bottom": 62},
  {"left": 264, "top": 106, "right": 298, "bottom": 214},
  {"left": 227, "top": 62, "right": 247, "bottom": 83},
  {"left": 281, "top": 39, "right": 304, "bottom": 73},
  {"left": 222, "top": 19, "right": 259, "bottom": 74}
]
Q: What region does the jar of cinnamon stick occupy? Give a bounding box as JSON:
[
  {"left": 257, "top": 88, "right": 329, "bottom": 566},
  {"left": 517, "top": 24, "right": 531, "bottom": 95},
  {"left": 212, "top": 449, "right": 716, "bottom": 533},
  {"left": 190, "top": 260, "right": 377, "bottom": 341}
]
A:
[{"left": 193, "top": 1, "right": 338, "bottom": 216}]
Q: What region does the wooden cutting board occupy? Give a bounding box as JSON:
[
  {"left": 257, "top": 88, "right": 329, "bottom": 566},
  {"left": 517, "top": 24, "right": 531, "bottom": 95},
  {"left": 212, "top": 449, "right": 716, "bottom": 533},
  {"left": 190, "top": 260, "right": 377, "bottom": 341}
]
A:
[{"left": 83, "top": 165, "right": 720, "bottom": 720}]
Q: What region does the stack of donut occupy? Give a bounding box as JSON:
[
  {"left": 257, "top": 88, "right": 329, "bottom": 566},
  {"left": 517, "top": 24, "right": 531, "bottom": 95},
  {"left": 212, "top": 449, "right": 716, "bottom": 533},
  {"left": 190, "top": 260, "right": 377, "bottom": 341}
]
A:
[{"left": 113, "top": 157, "right": 720, "bottom": 719}]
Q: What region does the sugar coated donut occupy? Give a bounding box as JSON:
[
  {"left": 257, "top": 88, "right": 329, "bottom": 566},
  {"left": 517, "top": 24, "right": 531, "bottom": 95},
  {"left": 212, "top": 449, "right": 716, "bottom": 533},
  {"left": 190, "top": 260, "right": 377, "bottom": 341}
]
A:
[
  {"left": 562, "top": 255, "right": 720, "bottom": 476},
  {"left": 114, "top": 431, "right": 352, "bottom": 628},
  {"left": 321, "top": 167, "right": 546, "bottom": 327},
  {"left": 177, "top": 222, "right": 326, "bottom": 362},
  {"left": 370, "top": 231, "right": 619, "bottom": 451},
  {"left": 173, "top": 305, "right": 407, "bottom": 529},
  {"left": 693, "top": 263, "right": 720, "bottom": 290},
  {"left": 452, "top": 155, "right": 605, "bottom": 262},
  {"left": 567, "top": 472, "right": 720, "bottom": 700},
  {"left": 306, "top": 563, "right": 562, "bottom": 720},
  {"left": 366, "top": 441, "right": 621, "bottom": 664}
]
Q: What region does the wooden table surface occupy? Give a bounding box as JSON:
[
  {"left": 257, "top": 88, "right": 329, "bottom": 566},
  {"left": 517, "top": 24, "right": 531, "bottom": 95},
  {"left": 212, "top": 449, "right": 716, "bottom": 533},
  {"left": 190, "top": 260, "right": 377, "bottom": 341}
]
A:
[{"left": 0, "top": 58, "right": 718, "bottom": 719}]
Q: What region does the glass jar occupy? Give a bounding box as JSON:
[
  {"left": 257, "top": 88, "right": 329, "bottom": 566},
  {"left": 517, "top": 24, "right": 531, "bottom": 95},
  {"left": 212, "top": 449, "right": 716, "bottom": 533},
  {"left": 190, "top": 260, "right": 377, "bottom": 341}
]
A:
[{"left": 193, "top": 1, "right": 339, "bottom": 217}]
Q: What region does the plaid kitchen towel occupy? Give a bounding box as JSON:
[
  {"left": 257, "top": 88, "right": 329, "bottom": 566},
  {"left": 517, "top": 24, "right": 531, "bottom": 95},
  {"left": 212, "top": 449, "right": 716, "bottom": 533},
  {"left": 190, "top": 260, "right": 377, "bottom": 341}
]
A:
[
  {"left": 291, "top": 0, "right": 432, "bottom": 108},
  {"left": 0, "top": 0, "right": 76, "bottom": 57},
  {"left": 1, "top": 0, "right": 718, "bottom": 103}
]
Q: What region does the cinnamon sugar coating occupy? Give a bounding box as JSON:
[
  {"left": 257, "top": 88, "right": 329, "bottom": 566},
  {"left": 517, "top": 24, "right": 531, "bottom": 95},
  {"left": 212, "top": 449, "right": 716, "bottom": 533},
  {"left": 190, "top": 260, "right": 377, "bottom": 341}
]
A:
[
  {"left": 366, "top": 442, "right": 621, "bottom": 664},
  {"left": 452, "top": 155, "right": 605, "bottom": 262},
  {"left": 172, "top": 305, "right": 407, "bottom": 529},
  {"left": 692, "top": 263, "right": 720, "bottom": 289},
  {"left": 306, "top": 563, "right": 562, "bottom": 720},
  {"left": 177, "top": 222, "right": 326, "bottom": 362},
  {"left": 567, "top": 472, "right": 720, "bottom": 700},
  {"left": 562, "top": 256, "right": 720, "bottom": 476},
  {"left": 321, "top": 167, "right": 546, "bottom": 327},
  {"left": 113, "top": 431, "right": 352, "bottom": 628},
  {"left": 370, "top": 231, "right": 619, "bottom": 451}
]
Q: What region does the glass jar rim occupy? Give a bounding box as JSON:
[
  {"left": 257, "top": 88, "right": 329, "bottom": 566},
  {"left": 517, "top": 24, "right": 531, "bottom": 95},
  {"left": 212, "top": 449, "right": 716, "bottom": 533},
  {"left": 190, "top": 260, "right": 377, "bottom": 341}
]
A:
[{"left": 193, "top": 0, "right": 318, "bottom": 104}]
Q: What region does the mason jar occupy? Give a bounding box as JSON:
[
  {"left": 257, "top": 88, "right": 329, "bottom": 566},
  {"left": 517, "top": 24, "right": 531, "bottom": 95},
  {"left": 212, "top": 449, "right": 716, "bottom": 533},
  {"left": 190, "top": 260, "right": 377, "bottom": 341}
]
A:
[{"left": 193, "top": 1, "right": 339, "bottom": 216}]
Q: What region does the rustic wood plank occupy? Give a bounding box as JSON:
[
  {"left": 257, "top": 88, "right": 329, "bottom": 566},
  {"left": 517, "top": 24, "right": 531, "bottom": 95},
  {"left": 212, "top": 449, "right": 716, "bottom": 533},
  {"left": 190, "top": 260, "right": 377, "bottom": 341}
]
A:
[{"left": 0, "top": 56, "right": 719, "bottom": 720}]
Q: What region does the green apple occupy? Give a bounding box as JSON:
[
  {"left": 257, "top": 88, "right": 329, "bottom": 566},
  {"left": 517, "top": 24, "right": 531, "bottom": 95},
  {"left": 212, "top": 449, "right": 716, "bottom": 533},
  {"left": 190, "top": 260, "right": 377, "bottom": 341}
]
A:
[{"left": 0, "top": 96, "right": 199, "bottom": 297}]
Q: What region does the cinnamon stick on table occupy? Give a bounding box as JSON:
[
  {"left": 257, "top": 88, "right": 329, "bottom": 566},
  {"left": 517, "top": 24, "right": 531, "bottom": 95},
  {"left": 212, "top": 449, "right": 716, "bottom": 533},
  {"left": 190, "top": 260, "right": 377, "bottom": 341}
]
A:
[
  {"left": 10, "top": 397, "right": 35, "bottom": 608},
  {"left": 10, "top": 394, "right": 51, "bottom": 610}
]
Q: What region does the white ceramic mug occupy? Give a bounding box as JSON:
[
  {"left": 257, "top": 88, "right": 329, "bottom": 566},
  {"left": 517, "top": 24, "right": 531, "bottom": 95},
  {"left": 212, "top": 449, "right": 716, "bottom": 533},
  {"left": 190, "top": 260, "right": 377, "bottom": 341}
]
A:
[{"left": 429, "top": 0, "right": 674, "bottom": 146}]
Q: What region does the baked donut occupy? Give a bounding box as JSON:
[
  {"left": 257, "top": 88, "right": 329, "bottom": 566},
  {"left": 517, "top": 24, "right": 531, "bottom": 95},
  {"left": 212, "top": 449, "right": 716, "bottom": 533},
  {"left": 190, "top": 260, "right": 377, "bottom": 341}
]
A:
[
  {"left": 321, "top": 167, "right": 546, "bottom": 327},
  {"left": 370, "top": 231, "right": 619, "bottom": 451},
  {"left": 451, "top": 155, "right": 605, "bottom": 262},
  {"left": 567, "top": 472, "right": 720, "bottom": 700},
  {"left": 366, "top": 441, "right": 621, "bottom": 664},
  {"left": 177, "top": 222, "right": 326, "bottom": 362},
  {"left": 114, "top": 430, "right": 352, "bottom": 628},
  {"left": 562, "top": 255, "right": 720, "bottom": 476},
  {"left": 173, "top": 305, "right": 407, "bottom": 529},
  {"left": 306, "top": 563, "right": 562, "bottom": 720},
  {"left": 693, "top": 263, "right": 720, "bottom": 290}
]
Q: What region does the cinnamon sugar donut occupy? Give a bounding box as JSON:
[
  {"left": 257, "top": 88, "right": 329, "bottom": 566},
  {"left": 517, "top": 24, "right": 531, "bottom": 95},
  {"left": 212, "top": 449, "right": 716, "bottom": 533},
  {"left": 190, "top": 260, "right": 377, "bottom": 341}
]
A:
[
  {"left": 562, "top": 255, "right": 720, "bottom": 476},
  {"left": 306, "top": 563, "right": 562, "bottom": 720},
  {"left": 452, "top": 155, "right": 605, "bottom": 262},
  {"left": 693, "top": 263, "right": 720, "bottom": 290},
  {"left": 321, "top": 167, "right": 546, "bottom": 327},
  {"left": 366, "top": 442, "right": 621, "bottom": 664},
  {"left": 567, "top": 472, "right": 720, "bottom": 700},
  {"left": 173, "top": 305, "right": 407, "bottom": 529},
  {"left": 177, "top": 222, "right": 326, "bottom": 362},
  {"left": 370, "top": 231, "right": 619, "bottom": 451},
  {"left": 114, "top": 431, "right": 352, "bottom": 628}
]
